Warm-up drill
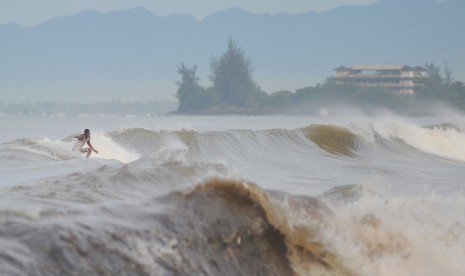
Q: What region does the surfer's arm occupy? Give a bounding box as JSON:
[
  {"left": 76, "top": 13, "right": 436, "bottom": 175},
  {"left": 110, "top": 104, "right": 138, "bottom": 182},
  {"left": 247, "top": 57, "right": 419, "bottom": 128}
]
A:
[
  {"left": 74, "top": 134, "right": 84, "bottom": 140},
  {"left": 87, "top": 140, "right": 99, "bottom": 154}
]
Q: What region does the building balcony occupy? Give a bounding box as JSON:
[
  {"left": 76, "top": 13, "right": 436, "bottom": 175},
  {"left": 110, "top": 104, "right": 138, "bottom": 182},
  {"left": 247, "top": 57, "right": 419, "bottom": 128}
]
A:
[{"left": 335, "top": 75, "right": 422, "bottom": 80}]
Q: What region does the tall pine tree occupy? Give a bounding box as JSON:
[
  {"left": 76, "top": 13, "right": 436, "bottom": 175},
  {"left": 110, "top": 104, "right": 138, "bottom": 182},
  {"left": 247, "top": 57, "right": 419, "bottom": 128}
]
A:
[{"left": 209, "top": 38, "right": 261, "bottom": 107}]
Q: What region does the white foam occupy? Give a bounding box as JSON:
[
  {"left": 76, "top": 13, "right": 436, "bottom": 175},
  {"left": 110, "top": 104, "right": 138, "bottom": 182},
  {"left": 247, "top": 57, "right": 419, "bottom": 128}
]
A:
[
  {"left": 0, "top": 158, "right": 119, "bottom": 189},
  {"left": 86, "top": 131, "right": 140, "bottom": 163},
  {"left": 12, "top": 136, "right": 79, "bottom": 161},
  {"left": 324, "top": 193, "right": 465, "bottom": 276},
  {"left": 371, "top": 118, "right": 465, "bottom": 161},
  {"left": 7, "top": 133, "right": 139, "bottom": 164},
  {"left": 153, "top": 134, "right": 188, "bottom": 164}
]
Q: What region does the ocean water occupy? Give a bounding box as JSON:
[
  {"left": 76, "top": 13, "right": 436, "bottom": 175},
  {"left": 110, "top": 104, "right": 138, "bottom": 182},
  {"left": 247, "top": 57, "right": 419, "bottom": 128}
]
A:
[{"left": 1, "top": 111, "right": 465, "bottom": 275}]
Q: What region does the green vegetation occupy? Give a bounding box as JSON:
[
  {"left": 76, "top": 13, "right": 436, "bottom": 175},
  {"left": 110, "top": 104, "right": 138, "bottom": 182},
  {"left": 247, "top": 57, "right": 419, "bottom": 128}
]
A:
[
  {"left": 415, "top": 63, "right": 465, "bottom": 107},
  {"left": 175, "top": 38, "right": 267, "bottom": 114},
  {"left": 5, "top": 42, "right": 464, "bottom": 117},
  {"left": 175, "top": 64, "right": 217, "bottom": 112},
  {"left": 209, "top": 39, "right": 266, "bottom": 108},
  {"left": 175, "top": 40, "right": 465, "bottom": 115},
  {"left": 292, "top": 63, "right": 465, "bottom": 113}
]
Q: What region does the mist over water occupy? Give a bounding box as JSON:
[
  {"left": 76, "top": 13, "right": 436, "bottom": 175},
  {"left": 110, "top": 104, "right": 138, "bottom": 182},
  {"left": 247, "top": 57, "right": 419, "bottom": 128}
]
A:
[{"left": 1, "top": 110, "right": 465, "bottom": 275}]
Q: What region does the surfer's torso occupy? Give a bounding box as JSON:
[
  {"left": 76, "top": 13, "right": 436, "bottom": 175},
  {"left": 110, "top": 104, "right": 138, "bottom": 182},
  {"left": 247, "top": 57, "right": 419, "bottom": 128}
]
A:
[{"left": 73, "top": 135, "right": 89, "bottom": 151}]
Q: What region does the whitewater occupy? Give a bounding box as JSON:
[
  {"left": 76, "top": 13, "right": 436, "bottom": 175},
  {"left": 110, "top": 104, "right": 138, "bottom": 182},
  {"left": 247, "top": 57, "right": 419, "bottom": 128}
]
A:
[{"left": 1, "top": 112, "right": 465, "bottom": 276}]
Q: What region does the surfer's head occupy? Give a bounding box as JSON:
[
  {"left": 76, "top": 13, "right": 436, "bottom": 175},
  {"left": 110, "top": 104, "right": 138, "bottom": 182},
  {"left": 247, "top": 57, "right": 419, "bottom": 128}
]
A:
[{"left": 84, "top": 129, "right": 90, "bottom": 138}]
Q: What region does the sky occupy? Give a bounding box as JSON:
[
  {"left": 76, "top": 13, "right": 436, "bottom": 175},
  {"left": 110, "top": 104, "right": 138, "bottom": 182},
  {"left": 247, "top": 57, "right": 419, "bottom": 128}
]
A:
[{"left": 0, "top": 0, "right": 376, "bottom": 26}]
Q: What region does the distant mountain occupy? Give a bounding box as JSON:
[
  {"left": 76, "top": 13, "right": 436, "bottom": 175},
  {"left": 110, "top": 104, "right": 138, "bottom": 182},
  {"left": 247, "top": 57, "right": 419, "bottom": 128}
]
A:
[{"left": 1, "top": 0, "right": 464, "bottom": 102}]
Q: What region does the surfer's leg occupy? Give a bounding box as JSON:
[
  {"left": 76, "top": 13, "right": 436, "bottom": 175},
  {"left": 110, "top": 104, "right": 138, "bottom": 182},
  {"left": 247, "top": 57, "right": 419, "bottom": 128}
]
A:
[{"left": 86, "top": 148, "right": 92, "bottom": 158}]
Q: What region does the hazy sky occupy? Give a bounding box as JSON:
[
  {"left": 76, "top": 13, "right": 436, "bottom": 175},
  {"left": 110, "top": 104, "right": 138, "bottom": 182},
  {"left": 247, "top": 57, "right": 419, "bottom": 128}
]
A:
[{"left": 0, "top": 0, "right": 376, "bottom": 26}]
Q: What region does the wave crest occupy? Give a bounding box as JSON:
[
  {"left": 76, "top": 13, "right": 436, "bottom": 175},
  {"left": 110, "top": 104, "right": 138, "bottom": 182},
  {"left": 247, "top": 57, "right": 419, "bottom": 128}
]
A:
[
  {"left": 302, "top": 125, "right": 361, "bottom": 156},
  {"left": 179, "top": 178, "right": 351, "bottom": 275}
]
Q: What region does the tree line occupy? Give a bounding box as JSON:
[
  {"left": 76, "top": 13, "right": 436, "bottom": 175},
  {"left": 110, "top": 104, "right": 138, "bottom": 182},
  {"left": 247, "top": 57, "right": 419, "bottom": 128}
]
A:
[
  {"left": 175, "top": 39, "right": 465, "bottom": 115},
  {"left": 175, "top": 38, "right": 267, "bottom": 113}
]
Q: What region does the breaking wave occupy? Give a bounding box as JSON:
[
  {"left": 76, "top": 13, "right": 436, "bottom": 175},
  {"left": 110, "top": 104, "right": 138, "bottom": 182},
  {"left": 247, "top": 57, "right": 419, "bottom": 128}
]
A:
[
  {"left": 301, "top": 124, "right": 362, "bottom": 156},
  {"left": 1, "top": 133, "right": 139, "bottom": 164},
  {"left": 0, "top": 178, "right": 338, "bottom": 275},
  {"left": 3, "top": 120, "right": 465, "bottom": 168},
  {"left": 370, "top": 120, "right": 465, "bottom": 161},
  {"left": 2, "top": 114, "right": 465, "bottom": 275},
  {"left": 1, "top": 178, "right": 464, "bottom": 275}
]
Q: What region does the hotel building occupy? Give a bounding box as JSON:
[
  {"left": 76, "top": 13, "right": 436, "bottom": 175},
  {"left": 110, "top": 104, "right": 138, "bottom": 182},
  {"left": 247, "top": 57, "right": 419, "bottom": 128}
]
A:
[{"left": 334, "top": 64, "right": 426, "bottom": 94}]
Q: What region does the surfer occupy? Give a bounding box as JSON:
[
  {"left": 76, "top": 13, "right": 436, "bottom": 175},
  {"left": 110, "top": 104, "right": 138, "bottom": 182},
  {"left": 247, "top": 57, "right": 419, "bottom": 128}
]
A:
[{"left": 73, "top": 129, "right": 99, "bottom": 158}]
